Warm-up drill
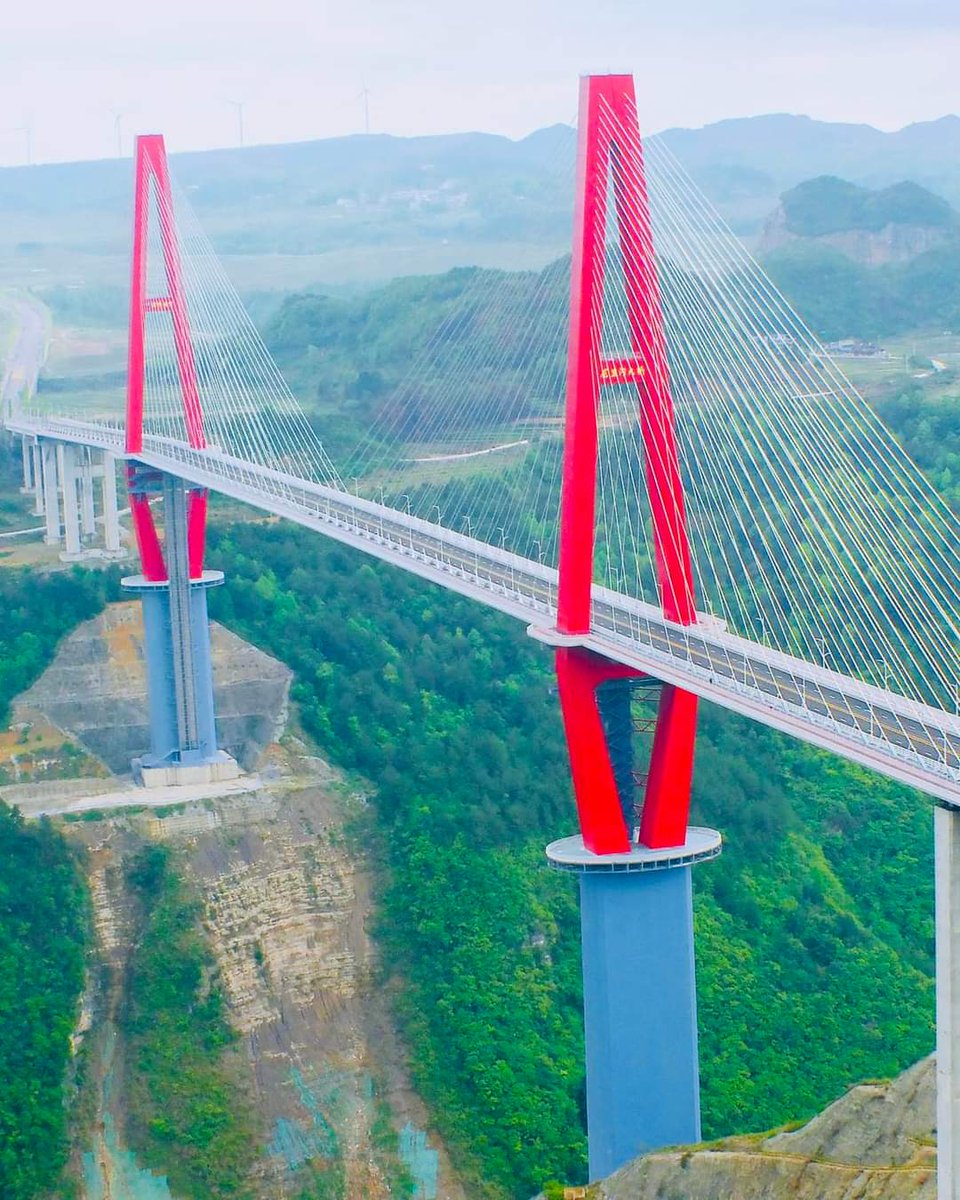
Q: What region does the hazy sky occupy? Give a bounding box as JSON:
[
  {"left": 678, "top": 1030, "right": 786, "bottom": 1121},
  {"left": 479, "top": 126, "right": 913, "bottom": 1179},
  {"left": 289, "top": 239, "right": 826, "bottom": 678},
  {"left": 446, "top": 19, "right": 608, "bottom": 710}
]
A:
[{"left": 1, "top": 0, "right": 958, "bottom": 167}]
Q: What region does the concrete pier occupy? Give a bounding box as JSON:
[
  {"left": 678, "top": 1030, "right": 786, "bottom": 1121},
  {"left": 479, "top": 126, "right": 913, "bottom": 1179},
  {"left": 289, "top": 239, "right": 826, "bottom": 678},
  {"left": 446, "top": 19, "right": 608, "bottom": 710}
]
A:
[
  {"left": 123, "top": 474, "right": 237, "bottom": 787},
  {"left": 31, "top": 442, "right": 43, "bottom": 515},
  {"left": 937, "top": 803, "right": 960, "bottom": 1200},
  {"left": 58, "top": 443, "right": 82, "bottom": 558},
  {"left": 101, "top": 452, "right": 122, "bottom": 554},
  {"left": 79, "top": 450, "right": 96, "bottom": 540},
  {"left": 547, "top": 829, "right": 721, "bottom": 1181},
  {"left": 123, "top": 572, "right": 236, "bottom": 784},
  {"left": 19, "top": 437, "right": 33, "bottom": 493},
  {"left": 25, "top": 440, "right": 127, "bottom": 558}
]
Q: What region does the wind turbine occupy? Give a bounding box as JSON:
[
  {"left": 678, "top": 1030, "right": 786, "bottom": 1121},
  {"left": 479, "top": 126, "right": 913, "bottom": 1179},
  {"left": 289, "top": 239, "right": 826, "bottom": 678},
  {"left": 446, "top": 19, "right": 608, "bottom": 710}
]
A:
[
  {"left": 107, "top": 107, "right": 128, "bottom": 158},
  {"left": 225, "top": 98, "right": 246, "bottom": 147},
  {"left": 16, "top": 113, "right": 34, "bottom": 166},
  {"left": 357, "top": 83, "right": 371, "bottom": 135}
]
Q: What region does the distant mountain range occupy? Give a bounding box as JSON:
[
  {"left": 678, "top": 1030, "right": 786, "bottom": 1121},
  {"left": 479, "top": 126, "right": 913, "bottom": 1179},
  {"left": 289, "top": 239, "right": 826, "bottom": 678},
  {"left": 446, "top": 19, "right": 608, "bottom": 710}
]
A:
[
  {"left": 660, "top": 113, "right": 960, "bottom": 230},
  {"left": 2, "top": 112, "right": 959, "bottom": 293}
]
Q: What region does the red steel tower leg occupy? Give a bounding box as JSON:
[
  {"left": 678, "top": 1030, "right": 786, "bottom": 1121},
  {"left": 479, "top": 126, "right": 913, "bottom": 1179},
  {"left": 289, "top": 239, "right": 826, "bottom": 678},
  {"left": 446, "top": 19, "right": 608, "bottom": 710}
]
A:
[
  {"left": 556, "top": 74, "right": 698, "bottom": 852},
  {"left": 122, "top": 135, "right": 232, "bottom": 781},
  {"left": 125, "top": 133, "right": 208, "bottom": 581}
]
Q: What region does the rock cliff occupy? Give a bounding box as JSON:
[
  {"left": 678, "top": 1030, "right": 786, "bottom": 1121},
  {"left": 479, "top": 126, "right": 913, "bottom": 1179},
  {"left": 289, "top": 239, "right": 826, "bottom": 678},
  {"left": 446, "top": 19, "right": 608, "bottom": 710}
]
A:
[
  {"left": 761, "top": 203, "right": 953, "bottom": 265},
  {"left": 6, "top": 600, "right": 464, "bottom": 1199},
  {"left": 68, "top": 749, "right": 465, "bottom": 1199},
  {"left": 758, "top": 175, "right": 958, "bottom": 265}
]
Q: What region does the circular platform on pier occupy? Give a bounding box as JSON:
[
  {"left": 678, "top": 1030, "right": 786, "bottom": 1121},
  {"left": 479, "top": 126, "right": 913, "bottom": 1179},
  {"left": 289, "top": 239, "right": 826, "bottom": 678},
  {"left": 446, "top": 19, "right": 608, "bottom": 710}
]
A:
[
  {"left": 545, "top": 827, "right": 722, "bottom": 874},
  {"left": 121, "top": 569, "right": 225, "bottom": 592}
]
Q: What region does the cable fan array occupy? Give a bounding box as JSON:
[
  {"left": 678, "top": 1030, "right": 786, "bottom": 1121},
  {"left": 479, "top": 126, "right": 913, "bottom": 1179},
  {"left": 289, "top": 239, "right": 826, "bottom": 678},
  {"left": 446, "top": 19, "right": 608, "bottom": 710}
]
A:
[
  {"left": 136, "top": 174, "right": 342, "bottom": 491},
  {"left": 342, "top": 97, "right": 960, "bottom": 713},
  {"left": 23, "top": 109, "right": 960, "bottom": 716},
  {"left": 639, "top": 108, "right": 960, "bottom": 713}
]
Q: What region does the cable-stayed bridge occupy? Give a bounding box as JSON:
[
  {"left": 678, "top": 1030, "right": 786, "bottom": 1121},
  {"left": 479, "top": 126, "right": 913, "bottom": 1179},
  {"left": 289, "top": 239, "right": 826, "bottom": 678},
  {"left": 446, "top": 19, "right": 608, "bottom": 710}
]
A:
[{"left": 5, "top": 73, "right": 960, "bottom": 1192}]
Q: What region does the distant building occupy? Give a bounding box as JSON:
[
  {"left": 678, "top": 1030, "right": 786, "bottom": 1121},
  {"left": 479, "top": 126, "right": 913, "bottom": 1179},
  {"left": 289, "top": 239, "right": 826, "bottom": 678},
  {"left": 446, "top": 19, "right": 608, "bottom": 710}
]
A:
[{"left": 822, "top": 339, "right": 889, "bottom": 359}]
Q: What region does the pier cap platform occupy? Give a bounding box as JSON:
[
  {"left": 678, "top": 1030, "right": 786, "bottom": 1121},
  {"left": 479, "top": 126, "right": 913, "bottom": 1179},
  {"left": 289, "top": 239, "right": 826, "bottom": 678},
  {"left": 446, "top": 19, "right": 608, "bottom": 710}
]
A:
[
  {"left": 121, "top": 569, "right": 225, "bottom": 592},
  {"left": 546, "top": 827, "right": 722, "bottom": 874}
]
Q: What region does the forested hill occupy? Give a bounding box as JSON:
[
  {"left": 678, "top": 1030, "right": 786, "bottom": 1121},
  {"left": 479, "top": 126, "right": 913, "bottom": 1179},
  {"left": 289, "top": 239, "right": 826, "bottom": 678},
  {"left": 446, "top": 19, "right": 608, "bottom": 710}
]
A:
[
  {"left": 262, "top": 263, "right": 566, "bottom": 457},
  {"left": 261, "top": 244, "right": 960, "bottom": 453},
  {"left": 777, "top": 177, "right": 957, "bottom": 239},
  {"left": 763, "top": 237, "right": 960, "bottom": 339},
  {"left": 254, "top": 190, "right": 960, "bottom": 375},
  {"left": 755, "top": 175, "right": 960, "bottom": 338},
  {"left": 205, "top": 508, "right": 936, "bottom": 1199}
]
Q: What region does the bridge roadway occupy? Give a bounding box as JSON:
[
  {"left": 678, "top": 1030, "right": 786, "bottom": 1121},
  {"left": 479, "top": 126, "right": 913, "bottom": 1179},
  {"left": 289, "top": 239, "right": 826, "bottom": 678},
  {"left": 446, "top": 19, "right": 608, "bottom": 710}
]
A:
[{"left": 11, "top": 411, "right": 960, "bottom": 808}]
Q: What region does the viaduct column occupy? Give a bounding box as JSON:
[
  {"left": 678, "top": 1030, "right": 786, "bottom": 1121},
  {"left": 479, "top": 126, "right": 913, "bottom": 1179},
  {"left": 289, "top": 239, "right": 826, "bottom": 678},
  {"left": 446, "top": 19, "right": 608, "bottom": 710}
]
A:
[
  {"left": 40, "top": 440, "right": 60, "bottom": 545},
  {"left": 31, "top": 442, "right": 44, "bottom": 515},
  {"left": 101, "top": 452, "right": 122, "bottom": 555},
  {"left": 58, "top": 443, "right": 83, "bottom": 559},
  {"left": 79, "top": 449, "right": 97, "bottom": 542},
  {"left": 35, "top": 443, "right": 125, "bottom": 558},
  {"left": 19, "top": 437, "right": 34, "bottom": 494}
]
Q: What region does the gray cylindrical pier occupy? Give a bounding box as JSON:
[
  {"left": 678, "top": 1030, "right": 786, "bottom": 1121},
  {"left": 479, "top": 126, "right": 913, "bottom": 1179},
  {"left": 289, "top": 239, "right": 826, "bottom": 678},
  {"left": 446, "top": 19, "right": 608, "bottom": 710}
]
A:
[{"left": 547, "top": 829, "right": 721, "bottom": 1181}]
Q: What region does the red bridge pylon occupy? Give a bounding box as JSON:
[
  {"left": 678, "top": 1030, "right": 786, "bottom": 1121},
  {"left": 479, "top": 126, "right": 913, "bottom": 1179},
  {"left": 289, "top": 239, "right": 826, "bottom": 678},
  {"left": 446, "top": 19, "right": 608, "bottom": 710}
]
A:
[
  {"left": 544, "top": 76, "right": 721, "bottom": 1180},
  {"left": 556, "top": 73, "right": 698, "bottom": 854},
  {"left": 121, "top": 134, "right": 235, "bottom": 786},
  {"left": 126, "top": 133, "right": 208, "bottom": 582}
]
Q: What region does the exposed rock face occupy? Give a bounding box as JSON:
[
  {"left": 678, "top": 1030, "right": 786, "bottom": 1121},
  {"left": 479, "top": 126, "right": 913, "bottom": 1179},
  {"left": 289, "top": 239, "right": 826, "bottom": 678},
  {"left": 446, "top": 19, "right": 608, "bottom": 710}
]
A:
[
  {"left": 596, "top": 1057, "right": 935, "bottom": 1199},
  {"left": 16, "top": 601, "right": 291, "bottom": 772},
  {"left": 66, "top": 748, "right": 466, "bottom": 1200},
  {"left": 759, "top": 203, "right": 952, "bottom": 264},
  {"left": 765, "top": 1056, "right": 933, "bottom": 1167}
]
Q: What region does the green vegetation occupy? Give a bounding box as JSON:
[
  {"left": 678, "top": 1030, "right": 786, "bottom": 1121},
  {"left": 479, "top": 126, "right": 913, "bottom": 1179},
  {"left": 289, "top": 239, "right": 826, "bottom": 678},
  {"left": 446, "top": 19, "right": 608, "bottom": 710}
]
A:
[
  {"left": 875, "top": 386, "right": 960, "bottom": 508},
  {"left": 0, "top": 448, "right": 35, "bottom": 534},
  {"left": 3, "top": 187, "right": 957, "bottom": 1196},
  {"left": 765, "top": 240, "right": 960, "bottom": 340},
  {"left": 0, "top": 802, "right": 89, "bottom": 1199},
  {"left": 781, "top": 176, "right": 957, "bottom": 237},
  {"left": 264, "top": 264, "right": 566, "bottom": 460},
  {"left": 207, "top": 520, "right": 935, "bottom": 1197},
  {"left": 0, "top": 562, "right": 117, "bottom": 727},
  {"left": 122, "top": 844, "right": 258, "bottom": 1199},
  {"left": 369, "top": 1087, "right": 416, "bottom": 1198},
  {"left": 214, "top": 264, "right": 960, "bottom": 1194},
  {"left": 293, "top": 1160, "right": 346, "bottom": 1200}
]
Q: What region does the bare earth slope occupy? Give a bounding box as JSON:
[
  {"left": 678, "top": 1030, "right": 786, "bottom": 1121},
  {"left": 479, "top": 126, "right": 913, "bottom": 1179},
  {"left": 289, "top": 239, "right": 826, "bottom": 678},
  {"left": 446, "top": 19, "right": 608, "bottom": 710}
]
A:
[
  {"left": 69, "top": 749, "right": 466, "bottom": 1199},
  {"left": 15, "top": 600, "right": 291, "bottom": 772},
  {"left": 598, "top": 1057, "right": 935, "bottom": 1200}
]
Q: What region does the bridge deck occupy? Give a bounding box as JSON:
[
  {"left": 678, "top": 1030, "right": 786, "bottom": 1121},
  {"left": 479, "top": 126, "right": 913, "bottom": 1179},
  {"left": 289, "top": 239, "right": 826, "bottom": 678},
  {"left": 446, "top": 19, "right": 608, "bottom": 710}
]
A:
[{"left": 13, "top": 412, "right": 960, "bottom": 807}]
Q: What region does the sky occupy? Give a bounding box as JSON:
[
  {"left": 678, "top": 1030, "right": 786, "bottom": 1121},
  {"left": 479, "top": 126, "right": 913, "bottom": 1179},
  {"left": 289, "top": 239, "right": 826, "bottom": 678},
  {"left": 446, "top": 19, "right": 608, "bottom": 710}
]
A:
[{"left": 1, "top": 0, "right": 959, "bottom": 167}]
